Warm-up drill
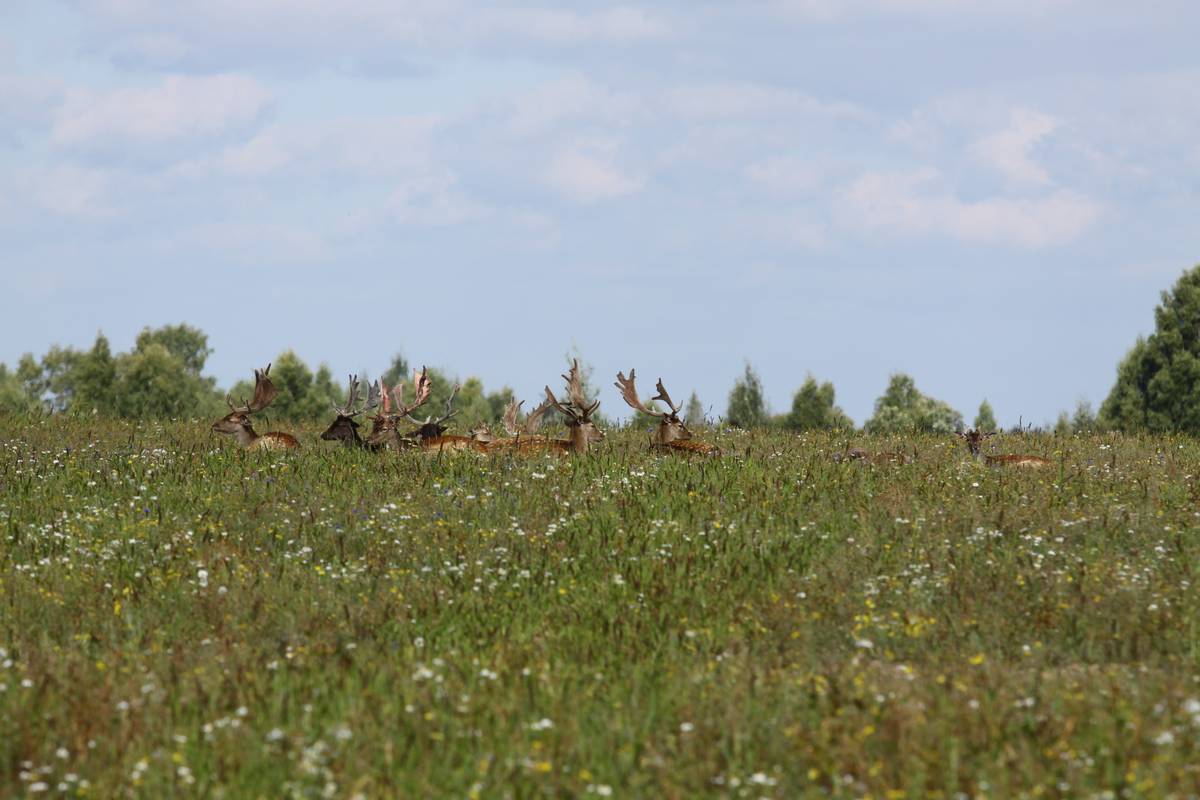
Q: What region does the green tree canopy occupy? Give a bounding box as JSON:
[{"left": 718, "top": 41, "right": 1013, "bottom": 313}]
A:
[
  {"left": 783, "top": 374, "right": 852, "bottom": 431},
  {"left": 973, "top": 399, "right": 997, "bottom": 432},
  {"left": 726, "top": 363, "right": 767, "bottom": 428},
  {"left": 864, "top": 373, "right": 963, "bottom": 434},
  {"left": 0, "top": 364, "right": 38, "bottom": 413},
  {"left": 134, "top": 324, "right": 212, "bottom": 374},
  {"left": 1100, "top": 266, "right": 1200, "bottom": 432},
  {"left": 684, "top": 391, "right": 705, "bottom": 427}
]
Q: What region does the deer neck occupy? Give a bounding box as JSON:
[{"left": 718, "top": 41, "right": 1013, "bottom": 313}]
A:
[
  {"left": 569, "top": 425, "right": 590, "bottom": 453},
  {"left": 236, "top": 424, "right": 260, "bottom": 448}
]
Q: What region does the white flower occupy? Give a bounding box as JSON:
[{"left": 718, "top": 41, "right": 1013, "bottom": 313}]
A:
[
  {"left": 679, "top": 722, "right": 694, "bottom": 733},
  {"left": 266, "top": 728, "right": 285, "bottom": 742},
  {"left": 854, "top": 639, "right": 874, "bottom": 650},
  {"left": 197, "top": 569, "right": 209, "bottom": 588},
  {"left": 1154, "top": 730, "right": 1175, "bottom": 746}
]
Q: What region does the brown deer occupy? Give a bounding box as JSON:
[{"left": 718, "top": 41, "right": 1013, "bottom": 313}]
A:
[
  {"left": 319, "top": 374, "right": 381, "bottom": 448},
  {"left": 211, "top": 364, "right": 300, "bottom": 450},
  {"left": 470, "top": 398, "right": 555, "bottom": 453},
  {"left": 404, "top": 383, "right": 490, "bottom": 454},
  {"left": 957, "top": 429, "right": 1052, "bottom": 468},
  {"left": 615, "top": 369, "right": 720, "bottom": 456},
  {"left": 540, "top": 359, "right": 605, "bottom": 455},
  {"left": 366, "top": 368, "right": 433, "bottom": 451}
]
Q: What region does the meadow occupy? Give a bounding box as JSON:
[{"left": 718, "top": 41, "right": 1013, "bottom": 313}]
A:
[{"left": 2, "top": 415, "right": 1199, "bottom": 799}]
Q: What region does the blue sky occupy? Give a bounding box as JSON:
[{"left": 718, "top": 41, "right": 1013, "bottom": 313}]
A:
[{"left": 2, "top": 0, "right": 1198, "bottom": 425}]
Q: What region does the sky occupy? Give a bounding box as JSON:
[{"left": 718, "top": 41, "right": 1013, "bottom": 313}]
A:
[{"left": 2, "top": 0, "right": 1198, "bottom": 426}]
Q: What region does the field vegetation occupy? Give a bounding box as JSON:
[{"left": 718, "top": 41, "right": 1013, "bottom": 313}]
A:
[{"left": 2, "top": 415, "right": 1199, "bottom": 797}]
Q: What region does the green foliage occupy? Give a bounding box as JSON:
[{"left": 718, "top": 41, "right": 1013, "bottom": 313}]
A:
[
  {"left": 726, "top": 362, "right": 767, "bottom": 428},
  {"left": 0, "top": 364, "right": 37, "bottom": 413},
  {"left": 72, "top": 334, "right": 118, "bottom": 415},
  {"left": 1072, "top": 399, "right": 1098, "bottom": 433},
  {"left": 782, "top": 374, "right": 852, "bottom": 431},
  {"left": 864, "top": 373, "right": 963, "bottom": 434},
  {"left": 228, "top": 351, "right": 341, "bottom": 423},
  {"left": 1101, "top": 266, "right": 1200, "bottom": 432},
  {"left": 112, "top": 343, "right": 224, "bottom": 419},
  {"left": 4, "top": 420, "right": 1200, "bottom": 796},
  {"left": 973, "top": 399, "right": 997, "bottom": 432},
  {"left": 380, "top": 353, "right": 411, "bottom": 387},
  {"left": 683, "top": 391, "right": 705, "bottom": 427},
  {"left": 134, "top": 323, "right": 212, "bottom": 374}
]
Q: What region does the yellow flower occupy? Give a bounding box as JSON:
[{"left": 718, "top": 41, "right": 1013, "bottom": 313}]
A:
[{"left": 969, "top": 653, "right": 985, "bottom": 666}]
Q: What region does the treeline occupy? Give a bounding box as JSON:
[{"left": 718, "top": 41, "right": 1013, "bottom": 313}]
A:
[
  {"left": 0, "top": 324, "right": 514, "bottom": 425},
  {"left": 5, "top": 263, "right": 1200, "bottom": 433}
]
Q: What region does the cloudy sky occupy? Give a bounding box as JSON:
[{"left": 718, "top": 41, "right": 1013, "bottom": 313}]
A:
[{"left": 3, "top": 1, "right": 1198, "bottom": 425}]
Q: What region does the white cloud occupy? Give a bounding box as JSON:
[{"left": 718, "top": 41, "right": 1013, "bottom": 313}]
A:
[
  {"left": 51, "top": 73, "right": 270, "bottom": 151},
  {"left": 387, "top": 172, "right": 485, "bottom": 226},
  {"left": 664, "top": 82, "right": 864, "bottom": 122},
  {"left": 167, "top": 115, "right": 439, "bottom": 180},
  {"left": 503, "top": 76, "right": 639, "bottom": 138},
  {"left": 481, "top": 6, "right": 672, "bottom": 45},
  {"left": 836, "top": 168, "right": 1100, "bottom": 247},
  {"left": 970, "top": 109, "right": 1059, "bottom": 186},
  {"left": 773, "top": 0, "right": 1079, "bottom": 21},
  {"left": 544, "top": 139, "right": 644, "bottom": 203},
  {"left": 22, "top": 164, "right": 120, "bottom": 219},
  {"left": 745, "top": 155, "right": 835, "bottom": 195}
]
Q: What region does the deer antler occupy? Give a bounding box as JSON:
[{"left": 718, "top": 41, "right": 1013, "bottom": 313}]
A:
[
  {"left": 362, "top": 380, "right": 381, "bottom": 414},
  {"left": 523, "top": 398, "right": 552, "bottom": 434},
  {"left": 228, "top": 364, "right": 278, "bottom": 414},
  {"left": 544, "top": 384, "right": 578, "bottom": 423},
  {"left": 332, "top": 374, "right": 361, "bottom": 417},
  {"left": 395, "top": 366, "right": 432, "bottom": 420},
  {"left": 502, "top": 399, "right": 524, "bottom": 436},
  {"left": 615, "top": 369, "right": 663, "bottom": 418},
  {"left": 652, "top": 379, "right": 681, "bottom": 416},
  {"left": 561, "top": 359, "right": 599, "bottom": 421}
]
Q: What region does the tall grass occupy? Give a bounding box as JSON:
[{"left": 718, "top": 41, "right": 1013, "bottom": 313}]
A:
[{"left": 1, "top": 415, "right": 1198, "bottom": 797}]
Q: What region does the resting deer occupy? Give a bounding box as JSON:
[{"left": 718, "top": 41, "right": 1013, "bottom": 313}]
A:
[
  {"left": 366, "top": 368, "right": 433, "bottom": 451},
  {"left": 470, "top": 398, "right": 555, "bottom": 453},
  {"left": 615, "top": 369, "right": 720, "bottom": 456},
  {"left": 957, "top": 429, "right": 1051, "bottom": 468},
  {"left": 404, "top": 383, "right": 490, "bottom": 454},
  {"left": 319, "top": 375, "right": 381, "bottom": 448},
  {"left": 540, "top": 359, "right": 605, "bottom": 455},
  {"left": 211, "top": 364, "right": 300, "bottom": 450}
]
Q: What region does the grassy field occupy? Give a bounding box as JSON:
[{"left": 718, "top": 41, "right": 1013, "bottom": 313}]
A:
[{"left": 2, "top": 415, "right": 1199, "bottom": 799}]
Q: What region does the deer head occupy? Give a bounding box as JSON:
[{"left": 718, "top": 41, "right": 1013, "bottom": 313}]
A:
[
  {"left": 615, "top": 369, "right": 691, "bottom": 445},
  {"left": 320, "top": 375, "right": 381, "bottom": 445},
  {"left": 212, "top": 364, "right": 279, "bottom": 441},
  {"left": 366, "top": 367, "right": 431, "bottom": 449},
  {"left": 544, "top": 359, "right": 604, "bottom": 451},
  {"left": 403, "top": 381, "right": 460, "bottom": 441},
  {"left": 956, "top": 428, "right": 996, "bottom": 456}
]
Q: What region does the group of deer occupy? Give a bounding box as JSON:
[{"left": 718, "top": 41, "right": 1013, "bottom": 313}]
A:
[{"left": 210, "top": 361, "right": 722, "bottom": 457}]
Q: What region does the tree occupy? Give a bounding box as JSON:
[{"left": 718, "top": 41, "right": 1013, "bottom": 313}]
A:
[
  {"left": 381, "top": 353, "right": 411, "bottom": 387},
  {"left": 229, "top": 351, "right": 341, "bottom": 422},
  {"left": 684, "top": 391, "right": 705, "bottom": 427},
  {"left": 973, "top": 399, "right": 997, "bottom": 432},
  {"left": 134, "top": 324, "right": 211, "bottom": 374},
  {"left": 726, "top": 362, "right": 767, "bottom": 428},
  {"left": 0, "top": 364, "right": 37, "bottom": 413},
  {"left": 72, "top": 334, "right": 117, "bottom": 414},
  {"left": 112, "top": 343, "right": 222, "bottom": 419},
  {"left": 783, "top": 374, "right": 852, "bottom": 431},
  {"left": 864, "top": 373, "right": 962, "bottom": 434},
  {"left": 1072, "top": 399, "right": 1098, "bottom": 433},
  {"left": 1101, "top": 266, "right": 1200, "bottom": 432}
]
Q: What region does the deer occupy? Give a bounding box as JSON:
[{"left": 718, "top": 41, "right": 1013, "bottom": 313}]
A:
[
  {"left": 615, "top": 369, "right": 720, "bottom": 456},
  {"left": 366, "top": 368, "right": 433, "bottom": 451},
  {"left": 957, "top": 429, "right": 1052, "bottom": 468},
  {"left": 319, "top": 374, "right": 381, "bottom": 448},
  {"left": 403, "top": 383, "right": 491, "bottom": 454},
  {"left": 470, "top": 398, "right": 555, "bottom": 453},
  {"left": 211, "top": 364, "right": 300, "bottom": 450},
  {"left": 539, "top": 359, "right": 605, "bottom": 455}
]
